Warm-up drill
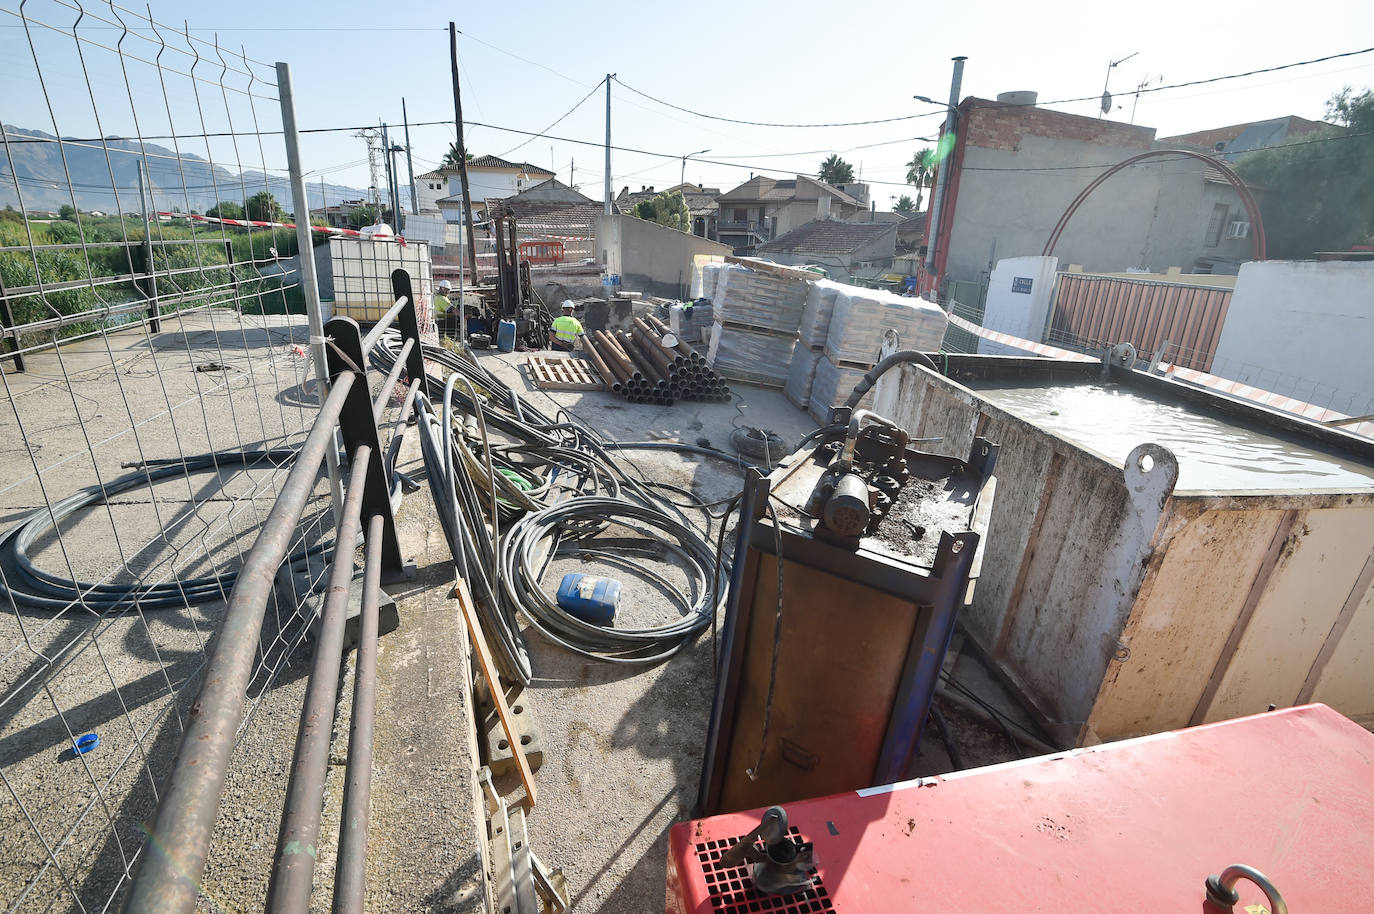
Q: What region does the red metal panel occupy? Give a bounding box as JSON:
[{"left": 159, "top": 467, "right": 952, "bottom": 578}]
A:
[
  {"left": 1049, "top": 274, "right": 1231, "bottom": 371},
  {"left": 669, "top": 705, "right": 1374, "bottom": 912}
]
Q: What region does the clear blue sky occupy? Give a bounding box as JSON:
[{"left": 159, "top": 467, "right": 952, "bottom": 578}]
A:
[{"left": 4, "top": 0, "right": 1372, "bottom": 210}]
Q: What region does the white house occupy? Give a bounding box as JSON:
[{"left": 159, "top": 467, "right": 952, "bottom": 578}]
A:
[{"left": 414, "top": 155, "right": 556, "bottom": 223}]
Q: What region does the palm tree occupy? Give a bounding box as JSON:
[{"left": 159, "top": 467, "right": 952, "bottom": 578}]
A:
[
  {"left": 905, "top": 147, "right": 935, "bottom": 210},
  {"left": 817, "top": 154, "right": 855, "bottom": 185},
  {"left": 893, "top": 195, "right": 916, "bottom": 214},
  {"left": 440, "top": 143, "right": 473, "bottom": 169}
]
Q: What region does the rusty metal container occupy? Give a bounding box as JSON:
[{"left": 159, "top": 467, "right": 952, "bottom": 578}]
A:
[{"left": 872, "top": 353, "right": 1374, "bottom": 745}]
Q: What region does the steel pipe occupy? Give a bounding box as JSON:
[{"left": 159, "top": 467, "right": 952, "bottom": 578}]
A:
[
  {"left": 372, "top": 336, "right": 416, "bottom": 424},
  {"left": 360, "top": 295, "right": 411, "bottom": 355},
  {"left": 124, "top": 371, "right": 357, "bottom": 914},
  {"left": 332, "top": 511, "right": 385, "bottom": 914},
  {"left": 266, "top": 444, "right": 373, "bottom": 913}
]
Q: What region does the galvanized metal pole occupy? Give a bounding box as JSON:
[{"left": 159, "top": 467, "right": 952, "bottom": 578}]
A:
[
  {"left": 402, "top": 98, "right": 418, "bottom": 214},
  {"left": 604, "top": 74, "right": 613, "bottom": 215},
  {"left": 923, "top": 56, "right": 966, "bottom": 282},
  {"left": 276, "top": 61, "right": 343, "bottom": 525},
  {"left": 138, "top": 162, "right": 160, "bottom": 332}
]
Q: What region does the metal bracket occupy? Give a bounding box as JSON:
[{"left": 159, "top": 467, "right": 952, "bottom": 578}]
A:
[{"left": 324, "top": 315, "right": 406, "bottom": 578}]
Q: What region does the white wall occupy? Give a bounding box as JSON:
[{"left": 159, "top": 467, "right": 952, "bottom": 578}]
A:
[
  {"left": 977, "top": 255, "right": 1058, "bottom": 354},
  {"left": 1211, "top": 260, "right": 1374, "bottom": 415}
]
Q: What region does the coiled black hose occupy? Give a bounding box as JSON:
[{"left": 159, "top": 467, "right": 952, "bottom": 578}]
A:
[
  {"left": 373, "top": 330, "right": 736, "bottom": 683},
  {"left": 0, "top": 450, "right": 329, "bottom": 612}
]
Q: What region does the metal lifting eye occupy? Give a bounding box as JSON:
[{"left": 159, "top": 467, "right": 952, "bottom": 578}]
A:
[{"left": 1204, "top": 864, "right": 1286, "bottom": 914}]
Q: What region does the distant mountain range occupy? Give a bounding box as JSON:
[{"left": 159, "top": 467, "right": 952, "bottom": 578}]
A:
[{"left": 1, "top": 125, "right": 369, "bottom": 215}]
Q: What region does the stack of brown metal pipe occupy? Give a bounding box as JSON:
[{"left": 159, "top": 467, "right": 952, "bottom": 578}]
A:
[{"left": 579, "top": 314, "right": 731, "bottom": 405}]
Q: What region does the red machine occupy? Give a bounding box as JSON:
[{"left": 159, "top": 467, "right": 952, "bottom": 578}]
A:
[{"left": 668, "top": 704, "right": 1374, "bottom": 912}]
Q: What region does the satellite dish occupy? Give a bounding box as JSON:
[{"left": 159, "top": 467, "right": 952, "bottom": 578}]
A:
[{"left": 1100, "top": 91, "right": 1112, "bottom": 114}]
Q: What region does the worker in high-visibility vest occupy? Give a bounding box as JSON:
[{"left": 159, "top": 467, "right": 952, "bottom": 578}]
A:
[
  {"left": 549, "top": 301, "right": 583, "bottom": 351},
  {"left": 434, "top": 279, "right": 453, "bottom": 317}
]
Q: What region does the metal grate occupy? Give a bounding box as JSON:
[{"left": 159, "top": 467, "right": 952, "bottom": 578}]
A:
[{"left": 694, "top": 828, "right": 834, "bottom": 913}]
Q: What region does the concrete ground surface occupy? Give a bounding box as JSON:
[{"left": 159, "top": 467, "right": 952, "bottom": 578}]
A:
[
  {"left": 0, "top": 310, "right": 1040, "bottom": 913},
  {"left": 470, "top": 348, "right": 819, "bottom": 912}
]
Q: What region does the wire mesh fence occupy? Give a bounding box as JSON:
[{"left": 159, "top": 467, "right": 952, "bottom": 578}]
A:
[{"left": 0, "top": 3, "right": 336, "bottom": 910}]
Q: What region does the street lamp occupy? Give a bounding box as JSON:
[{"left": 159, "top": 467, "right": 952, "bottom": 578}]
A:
[{"left": 681, "top": 148, "right": 710, "bottom": 189}]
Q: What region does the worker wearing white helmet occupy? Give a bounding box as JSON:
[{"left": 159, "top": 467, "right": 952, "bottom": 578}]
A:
[
  {"left": 434, "top": 279, "right": 453, "bottom": 318},
  {"left": 549, "top": 300, "right": 583, "bottom": 351}
]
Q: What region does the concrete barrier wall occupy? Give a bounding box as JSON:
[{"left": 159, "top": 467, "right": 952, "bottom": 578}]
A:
[
  {"left": 1211, "top": 260, "right": 1374, "bottom": 416},
  {"left": 597, "top": 214, "right": 732, "bottom": 299}
]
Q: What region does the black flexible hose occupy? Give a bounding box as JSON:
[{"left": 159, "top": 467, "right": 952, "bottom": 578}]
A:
[
  {"left": 843, "top": 349, "right": 940, "bottom": 410},
  {"left": 373, "top": 330, "right": 736, "bottom": 681},
  {"left": 0, "top": 450, "right": 330, "bottom": 612}
]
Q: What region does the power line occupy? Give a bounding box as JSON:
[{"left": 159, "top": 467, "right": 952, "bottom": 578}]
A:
[
  {"left": 612, "top": 76, "right": 942, "bottom": 128},
  {"left": 974, "top": 45, "right": 1374, "bottom": 111},
  {"left": 497, "top": 77, "right": 606, "bottom": 159}
]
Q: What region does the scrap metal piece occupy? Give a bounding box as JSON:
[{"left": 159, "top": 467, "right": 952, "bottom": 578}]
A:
[
  {"left": 529, "top": 850, "right": 570, "bottom": 913},
  {"left": 509, "top": 807, "right": 538, "bottom": 914}
]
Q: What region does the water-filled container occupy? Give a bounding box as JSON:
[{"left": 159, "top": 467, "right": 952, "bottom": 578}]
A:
[
  {"left": 878, "top": 353, "right": 1374, "bottom": 746},
  {"left": 496, "top": 319, "right": 517, "bottom": 353}
]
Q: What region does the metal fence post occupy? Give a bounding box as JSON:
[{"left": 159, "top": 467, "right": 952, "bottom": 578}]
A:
[
  {"left": 0, "top": 268, "right": 23, "bottom": 372},
  {"left": 138, "top": 162, "right": 161, "bottom": 332},
  {"left": 277, "top": 59, "right": 343, "bottom": 527}
]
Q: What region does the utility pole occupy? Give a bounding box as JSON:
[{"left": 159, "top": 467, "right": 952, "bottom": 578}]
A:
[
  {"left": 449, "top": 22, "right": 478, "bottom": 281},
  {"left": 607, "top": 73, "right": 618, "bottom": 214},
  {"left": 403, "top": 98, "right": 418, "bottom": 214},
  {"left": 923, "top": 56, "right": 966, "bottom": 284},
  {"left": 382, "top": 123, "right": 396, "bottom": 227}
]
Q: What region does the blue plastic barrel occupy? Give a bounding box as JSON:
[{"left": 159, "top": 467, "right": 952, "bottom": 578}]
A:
[
  {"left": 496, "top": 319, "right": 517, "bottom": 353},
  {"left": 556, "top": 572, "right": 621, "bottom": 626}
]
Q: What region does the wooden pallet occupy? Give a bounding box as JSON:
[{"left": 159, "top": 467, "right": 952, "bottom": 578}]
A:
[{"left": 526, "top": 355, "right": 605, "bottom": 391}]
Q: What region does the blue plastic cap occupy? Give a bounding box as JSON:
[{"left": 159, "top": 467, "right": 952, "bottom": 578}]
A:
[{"left": 73, "top": 732, "right": 100, "bottom": 755}]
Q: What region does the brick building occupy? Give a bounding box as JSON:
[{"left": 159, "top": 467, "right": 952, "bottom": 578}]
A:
[{"left": 927, "top": 94, "right": 1263, "bottom": 296}]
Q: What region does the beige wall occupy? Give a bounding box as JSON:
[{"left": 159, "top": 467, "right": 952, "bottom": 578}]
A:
[{"left": 596, "top": 214, "right": 732, "bottom": 299}]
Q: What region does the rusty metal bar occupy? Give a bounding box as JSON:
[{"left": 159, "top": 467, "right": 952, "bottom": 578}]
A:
[
  {"left": 359, "top": 294, "right": 411, "bottom": 355},
  {"left": 373, "top": 335, "right": 416, "bottom": 424},
  {"left": 265, "top": 443, "right": 372, "bottom": 913},
  {"left": 123, "top": 369, "right": 357, "bottom": 914},
  {"left": 332, "top": 510, "right": 385, "bottom": 914}
]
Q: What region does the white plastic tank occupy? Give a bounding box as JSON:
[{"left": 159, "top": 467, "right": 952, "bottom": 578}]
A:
[{"left": 996, "top": 90, "right": 1038, "bottom": 107}]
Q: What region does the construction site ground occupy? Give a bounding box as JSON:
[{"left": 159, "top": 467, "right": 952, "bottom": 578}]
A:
[{"left": 0, "top": 313, "right": 1038, "bottom": 912}]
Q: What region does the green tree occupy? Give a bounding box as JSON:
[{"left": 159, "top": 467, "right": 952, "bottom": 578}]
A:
[
  {"left": 905, "top": 146, "right": 935, "bottom": 209},
  {"left": 58, "top": 204, "right": 77, "bottom": 220},
  {"left": 893, "top": 195, "right": 916, "bottom": 214},
  {"left": 1236, "top": 87, "right": 1374, "bottom": 258},
  {"left": 348, "top": 204, "right": 379, "bottom": 227},
  {"left": 206, "top": 200, "right": 244, "bottom": 220},
  {"left": 818, "top": 154, "right": 855, "bottom": 185},
  {"left": 630, "top": 189, "right": 691, "bottom": 232},
  {"left": 245, "top": 191, "right": 283, "bottom": 223},
  {"left": 440, "top": 143, "right": 474, "bottom": 169}
]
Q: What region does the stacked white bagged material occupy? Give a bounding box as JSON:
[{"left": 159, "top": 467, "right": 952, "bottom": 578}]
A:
[
  {"left": 708, "top": 321, "right": 796, "bottom": 385},
  {"left": 702, "top": 262, "right": 725, "bottom": 302},
  {"left": 689, "top": 261, "right": 705, "bottom": 299},
  {"left": 670, "top": 301, "right": 713, "bottom": 343},
  {"left": 784, "top": 347, "right": 823, "bottom": 409},
  {"left": 713, "top": 263, "right": 809, "bottom": 332},
  {"left": 808, "top": 355, "right": 874, "bottom": 424},
  {"left": 825, "top": 288, "right": 947, "bottom": 364},
  {"left": 798, "top": 279, "right": 843, "bottom": 350}
]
